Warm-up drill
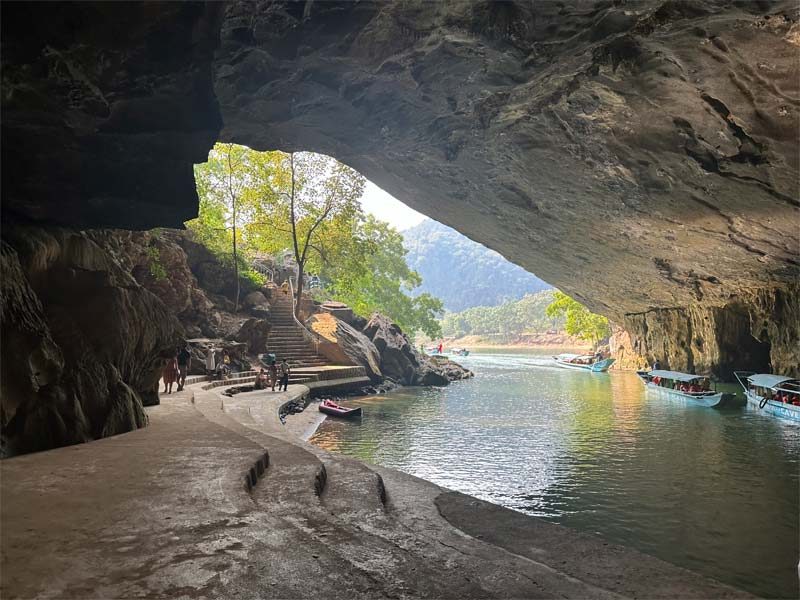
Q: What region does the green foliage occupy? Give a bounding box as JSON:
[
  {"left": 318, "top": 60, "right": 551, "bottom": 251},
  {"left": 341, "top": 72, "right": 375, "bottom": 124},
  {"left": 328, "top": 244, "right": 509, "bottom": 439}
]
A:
[
  {"left": 545, "top": 291, "right": 610, "bottom": 346},
  {"left": 403, "top": 219, "right": 551, "bottom": 312},
  {"left": 323, "top": 216, "right": 444, "bottom": 338},
  {"left": 146, "top": 246, "right": 167, "bottom": 281},
  {"left": 190, "top": 144, "right": 443, "bottom": 336},
  {"left": 440, "top": 290, "right": 559, "bottom": 339}
]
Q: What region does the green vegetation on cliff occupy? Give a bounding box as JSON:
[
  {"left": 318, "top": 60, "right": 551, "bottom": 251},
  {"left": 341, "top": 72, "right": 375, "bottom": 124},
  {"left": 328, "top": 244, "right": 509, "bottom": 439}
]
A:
[{"left": 441, "top": 291, "right": 560, "bottom": 339}]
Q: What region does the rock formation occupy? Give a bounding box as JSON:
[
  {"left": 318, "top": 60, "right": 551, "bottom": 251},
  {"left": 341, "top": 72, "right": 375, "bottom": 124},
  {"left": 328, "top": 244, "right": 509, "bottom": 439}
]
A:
[
  {"left": 363, "top": 314, "right": 473, "bottom": 386},
  {"left": 0, "top": 228, "right": 181, "bottom": 456},
  {"left": 308, "top": 311, "right": 472, "bottom": 385},
  {"left": 307, "top": 313, "right": 384, "bottom": 381},
  {"left": 2, "top": 1, "right": 799, "bottom": 451}
]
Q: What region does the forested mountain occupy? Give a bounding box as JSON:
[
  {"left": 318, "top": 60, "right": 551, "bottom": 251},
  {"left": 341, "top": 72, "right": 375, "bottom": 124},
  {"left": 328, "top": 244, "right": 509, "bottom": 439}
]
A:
[
  {"left": 440, "top": 290, "right": 561, "bottom": 339},
  {"left": 402, "top": 219, "right": 551, "bottom": 312}
]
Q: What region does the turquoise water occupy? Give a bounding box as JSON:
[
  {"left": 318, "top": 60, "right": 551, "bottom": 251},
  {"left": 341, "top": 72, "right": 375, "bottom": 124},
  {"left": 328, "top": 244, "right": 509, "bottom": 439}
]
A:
[{"left": 310, "top": 350, "right": 800, "bottom": 598}]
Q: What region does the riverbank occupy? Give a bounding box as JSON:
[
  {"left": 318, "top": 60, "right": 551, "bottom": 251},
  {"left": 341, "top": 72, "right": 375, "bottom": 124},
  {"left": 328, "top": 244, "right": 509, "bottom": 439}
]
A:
[
  {"left": 0, "top": 374, "right": 754, "bottom": 598},
  {"left": 443, "top": 332, "right": 591, "bottom": 350}
]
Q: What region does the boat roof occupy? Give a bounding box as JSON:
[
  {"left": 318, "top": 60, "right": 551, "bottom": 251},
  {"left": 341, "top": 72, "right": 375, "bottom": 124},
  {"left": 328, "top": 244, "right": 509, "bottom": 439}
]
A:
[
  {"left": 556, "top": 353, "right": 593, "bottom": 360},
  {"left": 747, "top": 374, "right": 796, "bottom": 388},
  {"left": 649, "top": 370, "right": 707, "bottom": 382}
]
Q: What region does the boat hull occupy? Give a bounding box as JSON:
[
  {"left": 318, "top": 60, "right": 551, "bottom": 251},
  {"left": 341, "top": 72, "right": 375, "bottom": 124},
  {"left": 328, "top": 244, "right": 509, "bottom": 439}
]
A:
[
  {"left": 745, "top": 391, "right": 800, "bottom": 422},
  {"left": 319, "top": 404, "right": 362, "bottom": 419},
  {"left": 642, "top": 381, "right": 728, "bottom": 408},
  {"left": 553, "top": 357, "right": 615, "bottom": 372}
]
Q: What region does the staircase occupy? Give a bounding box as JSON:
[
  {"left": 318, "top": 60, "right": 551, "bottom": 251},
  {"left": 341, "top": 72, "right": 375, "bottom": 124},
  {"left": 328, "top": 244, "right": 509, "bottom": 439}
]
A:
[{"left": 267, "top": 291, "right": 331, "bottom": 372}]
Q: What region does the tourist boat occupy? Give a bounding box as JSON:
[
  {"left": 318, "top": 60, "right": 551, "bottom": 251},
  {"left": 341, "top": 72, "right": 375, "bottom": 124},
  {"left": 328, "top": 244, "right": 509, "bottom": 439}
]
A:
[
  {"left": 451, "top": 347, "right": 470, "bottom": 357},
  {"left": 637, "top": 370, "right": 732, "bottom": 408},
  {"left": 553, "top": 353, "right": 615, "bottom": 372},
  {"left": 318, "top": 399, "right": 362, "bottom": 419},
  {"left": 734, "top": 372, "right": 800, "bottom": 422}
]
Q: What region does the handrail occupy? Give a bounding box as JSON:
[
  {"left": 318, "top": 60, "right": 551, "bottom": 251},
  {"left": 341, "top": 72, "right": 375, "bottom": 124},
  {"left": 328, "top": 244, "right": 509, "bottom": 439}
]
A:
[{"left": 288, "top": 275, "right": 320, "bottom": 356}]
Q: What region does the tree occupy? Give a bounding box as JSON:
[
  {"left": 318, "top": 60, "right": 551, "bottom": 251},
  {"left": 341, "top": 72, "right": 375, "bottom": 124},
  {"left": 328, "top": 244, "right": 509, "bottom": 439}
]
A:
[
  {"left": 191, "top": 144, "right": 443, "bottom": 336},
  {"left": 244, "top": 152, "right": 365, "bottom": 317},
  {"left": 191, "top": 143, "right": 249, "bottom": 312},
  {"left": 545, "top": 291, "right": 610, "bottom": 347},
  {"left": 320, "top": 216, "right": 444, "bottom": 338}
]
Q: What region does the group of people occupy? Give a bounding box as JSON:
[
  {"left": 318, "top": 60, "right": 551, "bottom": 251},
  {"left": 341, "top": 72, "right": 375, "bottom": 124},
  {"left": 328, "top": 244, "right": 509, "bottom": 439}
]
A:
[
  {"left": 161, "top": 343, "right": 293, "bottom": 395},
  {"left": 650, "top": 374, "right": 711, "bottom": 394},
  {"left": 162, "top": 344, "right": 193, "bottom": 394},
  {"left": 204, "top": 346, "right": 232, "bottom": 379},
  {"left": 254, "top": 358, "right": 291, "bottom": 392},
  {"left": 768, "top": 390, "right": 800, "bottom": 406}
]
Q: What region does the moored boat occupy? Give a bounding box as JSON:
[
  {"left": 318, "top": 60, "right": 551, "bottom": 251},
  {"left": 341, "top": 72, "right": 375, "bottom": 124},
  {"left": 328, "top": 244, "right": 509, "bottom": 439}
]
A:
[
  {"left": 553, "top": 353, "right": 615, "bottom": 372},
  {"left": 637, "top": 370, "right": 732, "bottom": 408},
  {"left": 318, "top": 399, "right": 362, "bottom": 419},
  {"left": 451, "top": 347, "right": 470, "bottom": 357},
  {"left": 734, "top": 372, "right": 800, "bottom": 422}
]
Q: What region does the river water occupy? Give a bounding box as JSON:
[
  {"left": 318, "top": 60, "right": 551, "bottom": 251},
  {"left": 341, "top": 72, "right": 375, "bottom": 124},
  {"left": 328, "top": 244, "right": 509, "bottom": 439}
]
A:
[{"left": 309, "top": 350, "right": 799, "bottom": 598}]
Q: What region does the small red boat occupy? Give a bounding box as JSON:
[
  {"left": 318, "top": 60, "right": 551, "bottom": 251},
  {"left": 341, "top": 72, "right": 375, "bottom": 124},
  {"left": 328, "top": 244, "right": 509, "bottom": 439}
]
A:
[{"left": 318, "top": 399, "right": 362, "bottom": 419}]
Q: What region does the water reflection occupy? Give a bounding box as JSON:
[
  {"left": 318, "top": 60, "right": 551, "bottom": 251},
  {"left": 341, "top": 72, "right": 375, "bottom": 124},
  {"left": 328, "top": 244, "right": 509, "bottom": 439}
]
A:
[{"left": 309, "top": 351, "right": 799, "bottom": 598}]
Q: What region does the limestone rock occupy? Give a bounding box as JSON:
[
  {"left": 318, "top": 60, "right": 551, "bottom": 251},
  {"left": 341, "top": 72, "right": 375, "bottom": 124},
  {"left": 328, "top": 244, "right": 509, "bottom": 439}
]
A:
[
  {"left": 363, "top": 314, "right": 420, "bottom": 384},
  {"left": 609, "top": 325, "right": 649, "bottom": 372},
  {"left": 234, "top": 319, "right": 272, "bottom": 355},
  {"left": 243, "top": 291, "right": 268, "bottom": 308},
  {"left": 362, "top": 314, "right": 472, "bottom": 386},
  {"left": 0, "top": 227, "right": 182, "bottom": 456},
  {"left": 307, "top": 313, "right": 383, "bottom": 381}
]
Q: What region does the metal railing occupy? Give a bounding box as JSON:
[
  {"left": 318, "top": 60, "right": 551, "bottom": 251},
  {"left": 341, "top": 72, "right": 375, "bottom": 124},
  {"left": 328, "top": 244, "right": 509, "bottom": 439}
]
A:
[{"left": 288, "top": 275, "right": 321, "bottom": 357}]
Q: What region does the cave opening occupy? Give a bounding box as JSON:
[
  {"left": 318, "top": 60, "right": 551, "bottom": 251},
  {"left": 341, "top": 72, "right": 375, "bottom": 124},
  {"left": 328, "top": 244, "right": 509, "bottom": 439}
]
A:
[{"left": 714, "top": 306, "right": 772, "bottom": 378}]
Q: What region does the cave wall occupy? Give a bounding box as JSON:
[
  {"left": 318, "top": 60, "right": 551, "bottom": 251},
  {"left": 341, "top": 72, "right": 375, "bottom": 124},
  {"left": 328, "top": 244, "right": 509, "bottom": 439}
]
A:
[
  {"left": 0, "top": 228, "right": 182, "bottom": 456},
  {"left": 623, "top": 286, "right": 796, "bottom": 378}
]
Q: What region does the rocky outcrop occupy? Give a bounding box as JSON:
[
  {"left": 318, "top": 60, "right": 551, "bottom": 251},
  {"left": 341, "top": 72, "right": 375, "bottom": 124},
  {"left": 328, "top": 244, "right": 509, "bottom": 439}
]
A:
[
  {"left": 234, "top": 318, "right": 272, "bottom": 355},
  {"left": 363, "top": 314, "right": 473, "bottom": 386},
  {"left": 307, "top": 312, "right": 383, "bottom": 381},
  {"left": 0, "top": 227, "right": 182, "bottom": 456},
  {"left": 99, "top": 230, "right": 221, "bottom": 338},
  {"left": 608, "top": 325, "right": 649, "bottom": 372},
  {"left": 623, "top": 287, "right": 797, "bottom": 377}
]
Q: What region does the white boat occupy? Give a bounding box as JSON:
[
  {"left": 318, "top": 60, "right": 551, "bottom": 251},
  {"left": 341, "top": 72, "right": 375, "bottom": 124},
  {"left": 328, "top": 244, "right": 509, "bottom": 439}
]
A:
[
  {"left": 553, "top": 353, "right": 615, "bottom": 372},
  {"left": 734, "top": 372, "right": 800, "bottom": 422},
  {"left": 637, "top": 370, "right": 732, "bottom": 408}
]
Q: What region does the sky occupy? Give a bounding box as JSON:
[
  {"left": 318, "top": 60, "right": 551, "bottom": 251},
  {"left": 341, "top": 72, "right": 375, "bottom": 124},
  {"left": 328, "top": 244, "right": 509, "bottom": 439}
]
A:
[{"left": 359, "top": 181, "right": 426, "bottom": 231}]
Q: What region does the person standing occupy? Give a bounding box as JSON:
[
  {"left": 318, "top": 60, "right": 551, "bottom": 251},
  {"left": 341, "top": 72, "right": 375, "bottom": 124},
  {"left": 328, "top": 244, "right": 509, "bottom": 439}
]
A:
[
  {"left": 177, "top": 344, "right": 192, "bottom": 391},
  {"left": 652, "top": 358, "right": 661, "bottom": 370},
  {"left": 205, "top": 345, "right": 216, "bottom": 376},
  {"left": 279, "top": 358, "right": 291, "bottom": 392},
  {"left": 437, "top": 341, "right": 443, "bottom": 354},
  {"left": 162, "top": 352, "right": 179, "bottom": 394},
  {"left": 269, "top": 359, "right": 278, "bottom": 392}
]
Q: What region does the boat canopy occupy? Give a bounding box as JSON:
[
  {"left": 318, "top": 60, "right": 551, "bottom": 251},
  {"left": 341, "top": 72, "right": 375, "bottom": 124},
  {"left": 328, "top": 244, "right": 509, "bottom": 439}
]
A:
[
  {"left": 648, "top": 370, "right": 707, "bottom": 383},
  {"left": 556, "top": 353, "right": 594, "bottom": 360},
  {"left": 747, "top": 374, "right": 796, "bottom": 389}
]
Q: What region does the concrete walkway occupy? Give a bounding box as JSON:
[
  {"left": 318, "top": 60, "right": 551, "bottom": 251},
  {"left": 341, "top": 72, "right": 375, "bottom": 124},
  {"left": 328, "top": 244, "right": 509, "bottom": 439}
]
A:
[{"left": 1, "top": 381, "right": 753, "bottom": 599}]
